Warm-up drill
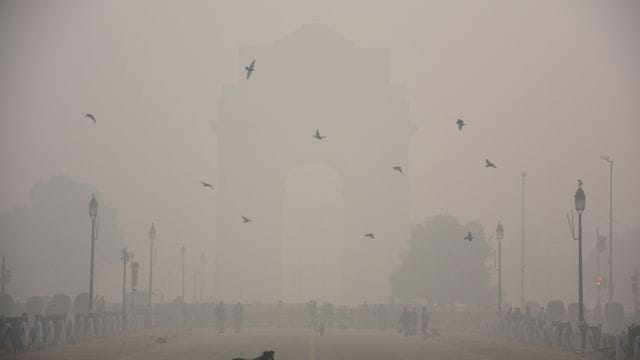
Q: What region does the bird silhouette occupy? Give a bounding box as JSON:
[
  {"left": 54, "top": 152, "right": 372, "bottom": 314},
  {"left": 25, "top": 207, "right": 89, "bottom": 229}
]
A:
[
  {"left": 456, "top": 119, "right": 465, "bottom": 130},
  {"left": 578, "top": 179, "right": 583, "bottom": 187},
  {"left": 200, "top": 182, "right": 214, "bottom": 189},
  {"left": 312, "top": 129, "right": 326, "bottom": 140},
  {"left": 464, "top": 232, "right": 473, "bottom": 242},
  {"left": 84, "top": 113, "right": 96, "bottom": 123},
  {"left": 364, "top": 233, "right": 375, "bottom": 239},
  {"left": 485, "top": 159, "right": 497, "bottom": 168},
  {"left": 241, "top": 216, "right": 252, "bottom": 223},
  {"left": 245, "top": 59, "right": 255, "bottom": 79},
  {"left": 392, "top": 166, "right": 403, "bottom": 174}
]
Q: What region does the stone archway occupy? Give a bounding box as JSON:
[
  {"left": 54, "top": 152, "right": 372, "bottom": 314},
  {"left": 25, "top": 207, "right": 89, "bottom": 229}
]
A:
[
  {"left": 281, "top": 162, "right": 345, "bottom": 304},
  {"left": 214, "top": 24, "right": 411, "bottom": 304}
]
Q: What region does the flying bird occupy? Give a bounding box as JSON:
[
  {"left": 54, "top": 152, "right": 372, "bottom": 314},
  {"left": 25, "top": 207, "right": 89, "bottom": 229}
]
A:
[
  {"left": 241, "top": 216, "right": 252, "bottom": 223},
  {"left": 245, "top": 59, "right": 255, "bottom": 79},
  {"left": 200, "top": 181, "right": 214, "bottom": 189},
  {"left": 364, "top": 233, "right": 375, "bottom": 239},
  {"left": 485, "top": 159, "right": 497, "bottom": 168},
  {"left": 392, "top": 166, "right": 403, "bottom": 174},
  {"left": 312, "top": 129, "right": 326, "bottom": 140},
  {"left": 456, "top": 119, "right": 465, "bottom": 130},
  {"left": 464, "top": 232, "right": 473, "bottom": 242},
  {"left": 84, "top": 113, "right": 96, "bottom": 123}
]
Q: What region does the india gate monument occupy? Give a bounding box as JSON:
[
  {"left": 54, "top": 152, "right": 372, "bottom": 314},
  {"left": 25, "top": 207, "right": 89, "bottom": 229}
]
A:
[{"left": 214, "top": 24, "right": 412, "bottom": 305}]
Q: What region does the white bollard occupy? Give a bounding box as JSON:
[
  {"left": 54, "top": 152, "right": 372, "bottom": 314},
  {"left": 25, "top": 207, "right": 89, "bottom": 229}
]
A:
[
  {"left": 57, "top": 319, "right": 66, "bottom": 345},
  {"left": 45, "top": 320, "right": 55, "bottom": 345},
  {"left": 86, "top": 318, "right": 94, "bottom": 338},
  {"left": 33, "top": 320, "right": 43, "bottom": 347},
  {"left": 19, "top": 321, "right": 29, "bottom": 349}
]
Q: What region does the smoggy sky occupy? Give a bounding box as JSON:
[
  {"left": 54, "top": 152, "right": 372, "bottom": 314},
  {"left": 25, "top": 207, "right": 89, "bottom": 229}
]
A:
[{"left": 1, "top": 0, "right": 639, "bottom": 304}]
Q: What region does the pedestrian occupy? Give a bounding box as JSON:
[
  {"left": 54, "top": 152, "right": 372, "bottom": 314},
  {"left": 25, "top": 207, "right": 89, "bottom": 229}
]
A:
[
  {"left": 398, "top": 306, "right": 409, "bottom": 336},
  {"left": 421, "top": 306, "right": 430, "bottom": 339},
  {"left": 232, "top": 302, "right": 244, "bottom": 334},
  {"left": 215, "top": 301, "right": 226, "bottom": 333}
]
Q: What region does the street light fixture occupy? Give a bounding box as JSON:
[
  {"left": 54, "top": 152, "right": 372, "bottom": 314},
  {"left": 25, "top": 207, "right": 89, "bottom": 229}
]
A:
[
  {"left": 574, "top": 181, "right": 586, "bottom": 352},
  {"left": 496, "top": 221, "right": 504, "bottom": 318},
  {"left": 600, "top": 155, "right": 614, "bottom": 302},
  {"left": 88, "top": 194, "right": 98, "bottom": 313}
]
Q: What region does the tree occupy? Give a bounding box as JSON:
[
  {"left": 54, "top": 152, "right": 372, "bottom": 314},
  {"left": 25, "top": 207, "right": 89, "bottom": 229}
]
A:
[
  {"left": 390, "top": 215, "right": 491, "bottom": 305},
  {"left": 0, "top": 175, "right": 125, "bottom": 299}
]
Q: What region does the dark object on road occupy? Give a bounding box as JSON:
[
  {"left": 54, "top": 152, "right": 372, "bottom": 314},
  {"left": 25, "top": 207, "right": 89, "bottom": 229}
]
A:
[
  {"left": 155, "top": 336, "right": 167, "bottom": 343},
  {"left": 233, "top": 350, "right": 275, "bottom": 360}
]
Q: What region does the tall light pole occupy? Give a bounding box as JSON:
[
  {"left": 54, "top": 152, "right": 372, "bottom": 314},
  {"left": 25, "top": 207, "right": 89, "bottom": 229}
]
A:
[
  {"left": 574, "top": 181, "right": 586, "bottom": 352},
  {"left": 520, "top": 172, "right": 526, "bottom": 310},
  {"left": 131, "top": 261, "right": 139, "bottom": 313},
  {"left": 496, "top": 221, "right": 504, "bottom": 318},
  {"left": 88, "top": 194, "right": 98, "bottom": 313},
  {"left": 121, "top": 248, "right": 133, "bottom": 321},
  {"left": 180, "top": 245, "right": 186, "bottom": 301},
  {"left": 148, "top": 223, "right": 156, "bottom": 308},
  {"left": 600, "top": 155, "right": 613, "bottom": 302}
]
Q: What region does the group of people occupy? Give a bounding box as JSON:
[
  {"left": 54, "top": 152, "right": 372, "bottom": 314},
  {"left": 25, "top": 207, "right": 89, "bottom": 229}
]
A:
[
  {"left": 213, "top": 301, "right": 244, "bottom": 334},
  {"left": 398, "top": 306, "right": 430, "bottom": 339}
]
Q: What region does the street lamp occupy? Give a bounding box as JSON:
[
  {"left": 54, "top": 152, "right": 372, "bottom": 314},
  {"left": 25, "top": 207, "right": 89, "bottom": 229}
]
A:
[
  {"left": 121, "top": 248, "right": 133, "bottom": 322},
  {"left": 180, "top": 245, "right": 186, "bottom": 301},
  {"left": 496, "top": 221, "right": 504, "bottom": 318},
  {"left": 148, "top": 223, "right": 156, "bottom": 308},
  {"left": 88, "top": 194, "right": 98, "bottom": 313},
  {"left": 600, "top": 155, "right": 614, "bottom": 302},
  {"left": 575, "top": 181, "right": 586, "bottom": 352}
]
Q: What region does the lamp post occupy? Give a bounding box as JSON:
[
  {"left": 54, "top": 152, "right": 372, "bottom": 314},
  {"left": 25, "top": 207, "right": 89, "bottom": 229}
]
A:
[
  {"left": 496, "top": 221, "right": 504, "bottom": 318},
  {"left": 520, "top": 172, "right": 526, "bottom": 310},
  {"left": 131, "top": 261, "right": 139, "bottom": 313},
  {"left": 600, "top": 155, "right": 614, "bottom": 302},
  {"left": 575, "top": 181, "right": 586, "bottom": 352},
  {"left": 89, "top": 194, "right": 98, "bottom": 313},
  {"left": 180, "top": 245, "right": 186, "bottom": 301},
  {"left": 148, "top": 223, "right": 156, "bottom": 308},
  {"left": 121, "top": 249, "right": 133, "bottom": 321}
]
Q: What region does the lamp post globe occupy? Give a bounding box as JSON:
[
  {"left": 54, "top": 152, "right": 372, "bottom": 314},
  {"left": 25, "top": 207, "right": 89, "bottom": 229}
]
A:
[
  {"left": 89, "top": 194, "right": 98, "bottom": 219},
  {"left": 575, "top": 185, "right": 586, "bottom": 214},
  {"left": 496, "top": 221, "right": 504, "bottom": 243}
]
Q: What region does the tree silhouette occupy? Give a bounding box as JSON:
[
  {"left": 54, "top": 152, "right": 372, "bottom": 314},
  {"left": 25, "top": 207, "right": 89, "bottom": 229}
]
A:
[{"left": 391, "top": 215, "right": 491, "bottom": 305}]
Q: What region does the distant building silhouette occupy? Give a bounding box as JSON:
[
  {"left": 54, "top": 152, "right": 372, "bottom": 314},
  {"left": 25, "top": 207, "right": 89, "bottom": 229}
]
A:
[{"left": 214, "top": 24, "right": 411, "bottom": 304}]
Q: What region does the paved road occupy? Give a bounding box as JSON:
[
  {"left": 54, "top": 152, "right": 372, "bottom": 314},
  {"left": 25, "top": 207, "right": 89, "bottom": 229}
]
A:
[{"left": 3, "top": 328, "right": 584, "bottom": 360}]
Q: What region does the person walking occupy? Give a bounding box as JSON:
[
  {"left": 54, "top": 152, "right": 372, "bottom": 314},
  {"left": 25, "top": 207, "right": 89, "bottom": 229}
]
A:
[
  {"left": 421, "top": 306, "right": 430, "bottom": 339},
  {"left": 215, "top": 301, "right": 226, "bottom": 333},
  {"left": 232, "top": 302, "right": 244, "bottom": 334}
]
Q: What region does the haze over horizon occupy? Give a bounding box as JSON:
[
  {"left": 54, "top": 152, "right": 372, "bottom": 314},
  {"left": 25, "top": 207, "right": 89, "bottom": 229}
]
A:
[{"left": 1, "top": 1, "right": 639, "bottom": 309}]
